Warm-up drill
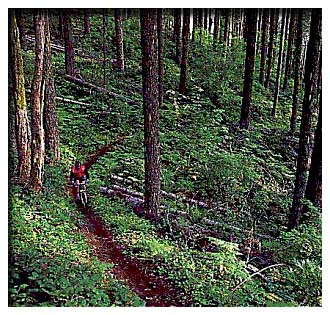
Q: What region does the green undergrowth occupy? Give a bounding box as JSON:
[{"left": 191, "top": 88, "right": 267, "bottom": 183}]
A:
[{"left": 8, "top": 162, "right": 144, "bottom": 306}]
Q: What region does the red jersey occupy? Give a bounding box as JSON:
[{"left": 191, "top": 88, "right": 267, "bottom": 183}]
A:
[{"left": 71, "top": 165, "right": 86, "bottom": 179}]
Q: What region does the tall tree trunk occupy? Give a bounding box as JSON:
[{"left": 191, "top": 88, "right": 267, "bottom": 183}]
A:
[
  {"left": 213, "top": 9, "right": 220, "bottom": 46},
  {"left": 140, "top": 9, "right": 161, "bottom": 215},
  {"left": 114, "top": 9, "right": 125, "bottom": 71},
  {"left": 290, "top": 9, "right": 303, "bottom": 134},
  {"left": 283, "top": 10, "right": 296, "bottom": 90},
  {"left": 264, "top": 9, "right": 277, "bottom": 88},
  {"left": 239, "top": 9, "right": 257, "bottom": 129},
  {"left": 43, "top": 11, "right": 60, "bottom": 165},
  {"left": 9, "top": 10, "right": 31, "bottom": 183},
  {"left": 208, "top": 8, "right": 213, "bottom": 34},
  {"left": 15, "top": 10, "right": 27, "bottom": 51},
  {"left": 179, "top": 9, "right": 190, "bottom": 95},
  {"left": 174, "top": 9, "right": 182, "bottom": 64},
  {"left": 305, "top": 97, "right": 322, "bottom": 208},
  {"left": 272, "top": 9, "right": 286, "bottom": 117},
  {"left": 102, "top": 11, "right": 108, "bottom": 87},
  {"left": 288, "top": 8, "right": 322, "bottom": 229},
  {"left": 157, "top": 9, "right": 164, "bottom": 107},
  {"left": 84, "top": 10, "right": 90, "bottom": 34},
  {"left": 224, "top": 9, "right": 232, "bottom": 47},
  {"left": 204, "top": 8, "right": 208, "bottom": 31},
  {"left": 259, "top": 9, "right": 269, "bottom": 84},
  {"left": 29, "top": 10, "right": 46, "bottom": 193},
  {"left": 192, "top": 8, "right": 197, "bottom": 42},
  {"left": 63, "top": 13, "right": 75, "bottom": 76}
]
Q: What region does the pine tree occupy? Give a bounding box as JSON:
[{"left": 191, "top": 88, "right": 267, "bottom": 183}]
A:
[
  {"left": 9, "top": 10, "right": 31, "bottom": 183},
  {"left": 84, "top": 10, "right": 90, "bottom": 34},
  {"left": 289, "top": 9, "right": 322, "bottom": 229},
  {"left": 114, "top": 9, "right": 125, "bottom": 71},
  {"left": 290, "top": 9, "right": 303, "bottom": 134},
  {"left": 28, "top": 10, "right": 46, "bottom": 192},
  {"left": 179, "top": 9, "right": 190, "bottom": 95},
  {"left": 140, "top": 9, "right": 161, "bottom": 215},
  {"left": 174, "top": 9, "right": 182, "bottom": 64},
  {"left": 239, "top": 9, "right": 257, "bottom": 129},
  {"left": 259, "top": 9, "right": 269, "bottom": 84},
  {"left": 43, "top": 10, "right": 60, "bottom": 164},
  {"left": 63, "top": 13, "right": 75, "bottom": 75}
]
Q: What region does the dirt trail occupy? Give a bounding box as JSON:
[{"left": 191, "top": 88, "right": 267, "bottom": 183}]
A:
[{"left": 79, "top": 206, "right": 187, "bottom": 307}]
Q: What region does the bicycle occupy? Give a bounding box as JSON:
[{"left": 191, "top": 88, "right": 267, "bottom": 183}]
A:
[{"left": 72, "top": 180, "right": 88, "bottom": 208}]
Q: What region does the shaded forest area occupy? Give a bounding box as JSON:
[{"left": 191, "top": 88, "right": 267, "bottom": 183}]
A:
[{"left": 9, "top": 8, "right": 321, "bottom": 306}]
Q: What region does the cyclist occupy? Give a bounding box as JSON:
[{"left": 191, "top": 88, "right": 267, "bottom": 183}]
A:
[{"left": 70, "top": 160, "right": 89, "bottom": 202}]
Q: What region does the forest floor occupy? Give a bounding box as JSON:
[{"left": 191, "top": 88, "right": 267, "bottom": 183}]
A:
[{"left": 77, "top": 203, "right": 187, "bottom": 306}]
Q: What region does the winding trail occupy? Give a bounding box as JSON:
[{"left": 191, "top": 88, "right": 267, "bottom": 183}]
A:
[
  {"left": 78, "top": 206, "right": 187, "bottom": 306},
  {"left": 70, "top": 141, "right": 188, "bottom": 306}
]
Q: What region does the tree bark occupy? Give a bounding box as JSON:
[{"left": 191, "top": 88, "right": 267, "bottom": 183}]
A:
[
  {"left": 9, "top": 10, "right": 31, "bottom": 183},
  {"left": 15, "top": 10, "right": 27, "bottom": 51},
  {"left": 157, "top": 9, "right": 164, "bottom": 107},
  {"left": 179, "top": 9, "right": 190, "bottom": 95},
  {"left": 290, "top": 9, "right": 303, "bottom": 134},
  {"left": 272, "top": 9, "right": 286, "bottom": 117},
  {"left": 208, "top": 8, "right": 213, "bottom": 34},
  {"left": 114, "top": 9, "right": 125, "bottom": 71},
  {"left": 28, "top": 10, "right": 46, "bottom": 192},
  {"left": 203, "top": 8, "right": 208, "bottom": 31},
  {"left": 140, "top": 9, "right": 161, "bottom": 215},
  {"left": 192, "top": 8, "right": 197, "bottom": 42},
  {"left": 282, "top": 9, "right": 296, "bottom": 91},
  {"left": 84, "top": 10, "right": 90, "bottom": 34},
  {"left": 239, "top": 9, "right": 257, "bottom": 129},
  {"left": 213, "top": 9, "right": 220, "bottom": 46},
  {"left": 174, "top": 9, "right": 182, "bottom": 64},
  {"left": 43, "top": 11, "right": 60, "bottom": 165},
  {"left": 259, "top": 9, "right": 269, "bottom": 84},
  {"left": 305, "top": 97, "right": 322, "bottom": 208},
  {"left": 63, "top": 13, "right": 75, "bottom": 75},
  {"left": 224, "top": 9, "right": 232, "bottom": 47},
  {"left": 289, "top": 9, "right": 322, "bottom": 229},
  {"left": 264, "top": 9, "right": 277, "bottom": 88}
]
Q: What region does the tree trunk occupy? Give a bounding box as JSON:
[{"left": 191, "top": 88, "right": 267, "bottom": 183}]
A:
[
  {"left": 224, "top": 9, "right": 232, "bottom": 47},
  {"left": 239, "top": 9, "right": 257, "bottom": 129},
  {"left": 157, "top": 9, "right": 164, "bottom": 107},
  {"left": 15, "top": 10, "right": 27, "bottom": 51},
  {"left": 192, "top": 8, "right": 197, "bottom": 42},
  {"left": 259, "top": 9, "right": 269, "bottom": 84},
  {"left": 208, "top": 8, "right": 213, "bottom": 34},
  {"left": 213, "top": 9, "right": 220, "bottom": 46},
  {"left": 174, "top": 9, "right": 182, "bottom": 64},
  {"left": 204, "top": 8, "right": 208, "bottom": 31},
  {"left": 114, "top": 9, "right": 125, "bottom": 71},
  {"left": 305, "top": 97, "right": 322, "bottom": 208},
  {"left": 179, "top": 9, "right": 190, "bottom": 95},
  {"left": 272, "top": 9, "right": 286, "bottom": 117},
  {"left": 9, "top": 10, "right": 31, "bottom": 183},
  {"left": 102, "top": 11, "right": 108, "bottom": 86},
  {"left": 63, "top": 13, "right": 75, "bottom": 75},
  {"left": 43, "top": 10, "right": 60, "bottom": 165},
  {"left": 84, "top": 10, "right": 90, "bottom": 34},
  {"left": 283, "top": 9, "right": 296, "bottom": 91},
  {"left": 290, "top": 9, "right": 303, "bottom": 134},
  {"left": 29, "top": 10, "right": 46, "bottom": 193},
  {"left": 289, "top": 9, "right": 322, "bottom": 229},
  {"left": 264, "top": 9, "right": 277, "bottom": 88},
  {"left": 140, "top": 9, "right": 161, "bottom": 215}
]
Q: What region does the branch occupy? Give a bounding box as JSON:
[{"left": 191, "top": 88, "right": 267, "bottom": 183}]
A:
[{"left": 231, "top": 263, "right": 285, "bottom": 292}]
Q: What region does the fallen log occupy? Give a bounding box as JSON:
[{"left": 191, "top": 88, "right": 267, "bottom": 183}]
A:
[
  {"left": 109, "top": 175, "right": 210, "bottom": 209},
  {"left": 64, "top": 74, "right": 137, "bottom": 104}
]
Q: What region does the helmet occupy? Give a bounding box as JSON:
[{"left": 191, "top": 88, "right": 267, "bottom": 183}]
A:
[{"left": 75, "top": 160, "right": 81, "bottom": 170}]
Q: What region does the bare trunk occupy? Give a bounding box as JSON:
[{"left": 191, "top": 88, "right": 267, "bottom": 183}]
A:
[
  {"left": 289, "top": 9, "right": 322, "bottom": 229},
  {"left": 157, "top": 9, "right": 164, "bottom": 107},
  {"left": 114, "top": 9, "right": 125, "bottom": 71},
  {"left": 179, "top": 9, "right": 190, "bottom": 95},
  {"left": 43, "top": 11, "right": 60, "bottom": 164},
  {"left": 239, "top": 9, "right": 257, "bottom": 129},
  {"left": 102, "top": 11, "right": 108, "bottom": 86},
  {"left": 213, "top": 9, "right": 220, "bottom": 46},
  {"left": 272, "top": 9, "right": 286, "bottom": 117},
  {"left": 63, "top": 13, "right": 75, "bottom": 75},
  {"left": 84, "top": 10, "right": 90, "bottom": 34},
  {"left": 9, "top": 10, "right": 31, "bottom": 183},
  {"left": 174, "top": 9, "right": 182, "bottom": 64},
  {"left": 140, "top": 9, "right": 161, "bottom": 215},
  {"left": 259, "top": 9, "right": 269, "bottom": 84},
  {"left": 28, "top": 10, "right": 46, "bottom": 192},
  {"left": 290, "top": 9, "right": 303, "bottom": 134}
]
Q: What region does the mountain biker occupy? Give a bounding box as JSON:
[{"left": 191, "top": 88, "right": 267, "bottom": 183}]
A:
[{"left": 70, "top": 160, "right": 89, "bottom": 201}]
